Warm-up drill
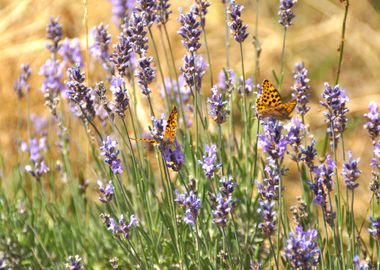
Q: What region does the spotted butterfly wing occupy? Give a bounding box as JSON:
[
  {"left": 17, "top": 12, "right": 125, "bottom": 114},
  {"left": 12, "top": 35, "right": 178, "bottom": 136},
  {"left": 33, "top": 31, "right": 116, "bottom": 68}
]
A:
[
  {"left": 256, "top": 80, "right": 296, "bottom": 119},
  {"left": 163, "top": 106, "right": 178, "bottom": 144}
]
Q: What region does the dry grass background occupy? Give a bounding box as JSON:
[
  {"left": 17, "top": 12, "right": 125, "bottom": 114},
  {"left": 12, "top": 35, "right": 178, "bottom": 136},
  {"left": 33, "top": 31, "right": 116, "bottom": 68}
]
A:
[{"left": 0, "top": 0, "right": 379, "bottom": 224}]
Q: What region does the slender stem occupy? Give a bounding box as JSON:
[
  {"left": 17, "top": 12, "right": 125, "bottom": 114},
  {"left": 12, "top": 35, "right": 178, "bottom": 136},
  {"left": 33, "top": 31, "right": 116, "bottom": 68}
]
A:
[
  {"left": 202, "top": 25, "right": 214, "bottom": 86},
  {"left": 224, "top": 0, "right": 230, "bottom": 68},
  {"left": 279, "top": 27, "right": 287, "bottom": 88},
  {"left": 239, "top": 42, "right": 248, "bottom": 170},
  {"left": 335, "top": 0, "right": 350, "bottom": 85},
  {"left": 268, "top": 237, "right": 279, "bottom": 270},
  {"left": 254, "top": 0, "right": 261, "bottom": 83}
]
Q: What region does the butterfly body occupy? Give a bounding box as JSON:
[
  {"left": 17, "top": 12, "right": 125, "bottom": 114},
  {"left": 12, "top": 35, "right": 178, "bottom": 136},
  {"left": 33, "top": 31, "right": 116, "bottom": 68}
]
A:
[
  {"left": 256, "top": 80, "right": 296, "bottom": 120},
  {"left": 132, "top": 106, "right": 178, "bottom": 145}
]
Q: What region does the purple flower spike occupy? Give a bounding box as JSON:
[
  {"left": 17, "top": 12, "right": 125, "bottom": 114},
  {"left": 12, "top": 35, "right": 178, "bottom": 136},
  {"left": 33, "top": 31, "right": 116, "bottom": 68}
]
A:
[
  {"left": 40, "top": 59, "right": 64, "bottom": 94},
  {"left": 98, "top": 180, "right": 115, "bottom": 203},
  {"left": 207, "top": 85, "right": 230, "bottom": 124},
  {"left": 127, "top": 11, "right": 149, "bottom": 56},
  {"left": 101, "top": 213, "right": 138, "bottom": 239},
  {"left": 175, "top": 190, "right": 202, "bottom": 226},
  {"left": 58, "top": 38, "right": 84, "bottom": 67},
  {"left": 342, "top": 151, "right": 361, "bottom": 190},
  {"left": 156, "top": 0, "right": 171, "bottom": 26},
  {"left": 285, "top": 116, "right": 305, "bottom": 161},
  {"left": 368, "top": 216, "right": 380, "bottom": 241},
  {"left": 284, "top": 226, "right": 320, "bottom": 270},
  {"left": 353, "top": 255, "right": 373, "bottom": 270},
  {"left": 14, "top": 64, "right": 32, "bottom": 98},
  {"left": 22, "top": 137, "right": 49, "bottom": 180},
  {"left": 136, "top": 0, "right": 157, "bottom": 27},
  {"left": 257, "top": 199, "right": 277, "bottom": 237},
  {"left": 162, "top": 138, "right": 185, "bottom": 171},
  {"left": 320, "top": 83, "right": 349, "bottom": 147},
  {"left": 100, "top": 136, "right": 123, "bottom": 175},
  {"left": 291, "top": 62, "right": 311, "bottom": 116},
  {"left": 65, "top": 255, "right": 84, "bottom": 270},
  {"left": 364, "top": 101, "right": 380, "bottom": 143},
  {"left": 46, "top": 17, "right": 62, "bottom": 53},
  {"left": 194, "top": 0, "right": 211, "bottom": 27},
  {"left": 228, "top": 1, "right": 249, "bottom": 43},
  {"left": 109, "top": 0, "right": 135, "bottom": 28},
  {"left": 198, "top": 144, "right": 222, "bottom": 178},
  {"left": 177, "top": 6, "right": 202, "bottom": 53},
  {"left": 111, "top": 32, "right": 134, "bottom": 79},
  {"left": 110, "top": 76, "right": 129, "bottom": 118},
  {"left": 135, "top": 55, "right": 156, "bottom": 96},
  {"left": 278, "top": 0, "right": 297, "bottom": 28},
  {"left": 181, "top": 54, "right": 206, "bottom": 91},
  {"left": 90, "top": 23, "right": 112, "bottom": 63},
  {"left": 300, "top": 139, "right": 317, "bottom": 170}
]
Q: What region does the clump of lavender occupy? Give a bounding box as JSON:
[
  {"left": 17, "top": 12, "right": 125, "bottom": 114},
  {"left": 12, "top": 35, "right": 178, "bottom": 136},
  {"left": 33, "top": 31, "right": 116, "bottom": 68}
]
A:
[
  {"left": 320, "top": 83, "right": 349, "bottom": 147},
  {"left": 364, "top": 101, "right": 380, "bottom": 143},
  {"left": 300, "top": 139, "right": 317, "bottom": 170},
  {"left": 342, "top": 151, "right": 361, "bottom": 190},
  {"left": 368, "top": 216, "right": 380, "bottom": 241},
  {"left": 178, "top": 6, "right": 202, "bottom": 53},
  {"left": 127, "top": 11, "right": 148, "bottom": 57},
  {"left": 13, "top": 64, "right": 32, "bottom": 99},
  {"left": 58, "top": 38, "right": 83, "bottom": 67},
  {"left": 156, "top": 0, "right": 171, "bottom": 26},
  {"left": 135, "top": 55, "right": 156, "bottom": 96},
  {"left": 309, "top": 156, "right": 336, "bottom": 226},
  {"left": 286, "top": 116, "right": 305, "bottom": 161},
  {"left": 98, "top": 180, "right": 115, "bottom": 203},
  {"left": 194, "top": 0, "right": 211, "bottom": 27},
  {"left": 198, "top": 144, "right": 222, "bottom": 178},
  {"left": 109, "top": 0, "right": 134, "bottom": 28},
  {"left": 64, "top": 255, "right": 84, "bottom": 270},
  {"left": 90, "top": 23, "right": 112, "bottom": 64},
  {"left": 40, "top": 59, "right": 65, "bottom": 94},
  {"left": 291, "top": 62, "right": 311, "bottom": 116},
  {"left": 101, "top": 213, "right": 138, "bottom": 239},
  {"left": 283, "top": 226, "right": 320, "bottom": 270},
  {"left": 278, "top": 0, "right": 297, "bottom": 28},
  {"left": 110, "top": 76, "right": 129, "bottom": 118},
  {"left": 175, "top": 190, "right": 202, "bottom": 226},
  {"left": 209, "top": 176, "right": 238, "bottom": 227},
  {"left": 46, "top": 17, "right": 62, "bottom": 53},
  {"left": 228, "top": 1, "right": 248, "bottom": 43},
  {"left": 100, "top": 136, "right": 123, "bottom": 175},
  {"left": 258, "top": 118, "right": 289, "bottom": 163},
  {"left": 22, "top": 137, "right": 49, "bottom": 180},
  {"left": 111, "top": 32, "right": 134, "bottom": 79},
  {"left": 162, "top": 138, "right": 185, "bottom": 171},
  {"left": 207, "top": 85, "right": 230, "bottom": 124},
  {"left": 181, "top": 54, "right": 206, "bottom": 91},
  {"left": 66, "top": 64, "right": 95, "bottom": 121},
  {"left": 237, "top": 76, "right": 254, "bottom": 96},
  {"left": 136, "top": 0, "right": 157, "bottom": 27}
]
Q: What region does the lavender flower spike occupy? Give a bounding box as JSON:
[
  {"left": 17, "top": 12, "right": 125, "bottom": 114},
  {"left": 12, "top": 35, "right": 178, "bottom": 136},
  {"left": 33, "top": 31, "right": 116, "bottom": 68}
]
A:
[
  {"left": 364, "top": 101, "right": 380, "bottom": 143},
  {"left": 278, "top": 0, "right": 297, "bottom": 28},
  {"left": 228, "top": 1, "right": 249, "bottom": 43},
  {"left": 111, "top": 32, "right": 133, "bottom": 79},
  {"left": 156, "top": 0, "right": 171, "bottom": 26},
  {"left": 90, "top": 23, "right": 112, "bottom": 63},
  {"left": 198, "top": 144, "right": 222, "bottom": 178},
  {"left": 65, "top": 255, "right": 84, "bottom": 270},
  {"left": 110, "top": 76, "right": 129, "bottom": 118},
  {"left": 177, "top": 6, "right": 202, "bottom": 53},
  {"left": 58, "top": 38, "right": 84, "bottom": 67},
  {"left": 284, "top": 225, "right": 320, "bottom": 270},
  {"left": 101, "top": 213, "right": 138, "bottom": 239},
  {"left": 291, "top": 62, "right": 311, "bottom": 116},
  {"left": 368, "top": 216, "right": 380, "bottom": 241},
  {"left": 46, "top": 17, "right": 62, "bottom": 53},
  {"left": 98, "top": 180, "right": 115, "bottom": 203},
  {"left": 162, "top": 138, "right": 185, "bottom": 171},
  {"left": 13, "top": 64, "right": 32, "bottom": 98},
  {"left": 207, "top": 85, "right": 230, "bottom": 124},
  {"left": 342, "top": 151, "right": 361, "bottom": 190},
  {"left": 100, "top": 136, "right": 123, "bottom": 174},
  {"left": 135, "top": 54, "right": 156, "bottom": 96},
  {"left": 175, "top": 190, "right": 202, "bottom": 226}
]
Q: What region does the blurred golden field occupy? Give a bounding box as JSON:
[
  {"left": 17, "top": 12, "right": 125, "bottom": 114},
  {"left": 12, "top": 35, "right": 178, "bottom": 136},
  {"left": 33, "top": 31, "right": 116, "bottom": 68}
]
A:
[{"left": 0, "top": 0, "right": 379, "bottom": 221}]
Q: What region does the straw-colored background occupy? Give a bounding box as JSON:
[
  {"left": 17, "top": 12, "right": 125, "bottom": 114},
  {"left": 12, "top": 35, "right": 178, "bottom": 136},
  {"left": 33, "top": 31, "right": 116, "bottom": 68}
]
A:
[{"left": 0, "top": 0, "right": 379, "bottom": 218}]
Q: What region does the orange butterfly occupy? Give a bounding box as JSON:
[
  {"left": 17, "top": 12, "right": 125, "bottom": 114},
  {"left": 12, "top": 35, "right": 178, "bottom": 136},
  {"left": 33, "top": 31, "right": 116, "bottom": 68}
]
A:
[
  {"left": 131, "top": 106, "right": 178, "bottom": 145},
  {"left": 256, "top": 79, "right": 297, "bottom": 120}
]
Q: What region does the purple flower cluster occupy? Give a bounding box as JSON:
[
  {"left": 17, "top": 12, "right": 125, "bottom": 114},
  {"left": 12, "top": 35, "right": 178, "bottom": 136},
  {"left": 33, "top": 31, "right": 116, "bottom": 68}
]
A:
[
  {"left": 209, "top": 176, "right": 238, "bottom": 227},
  {"left": 178, "top": 6, "right": 202, "bottom": 53},
  {"left": 162, "top": 138, "right": 185, "bottom": 171},
  {"left": 181, "top": 54, "right": 206, "bottom": 91},
  {"left": 353, "top": 255, "right": 374, "bottom": 270},
  {"left": 100, "top": 136, "right": 123, "bottom": 175},
  {"left": 228, "top": 1, "right": 248, "bottom": 43},
  {"left": 40, "top": 59, "right": 65, "bottom": 94},
  {"left": 342, "top": 151, "right": 361, "bottom": 190},
  {"left": 13, "top": 64, "right": 32, "bottom": 98},
  {"left": 46, "top": 17, "right": 62, "bottom": 53},
  {"left": 291, "top": 62, "right": 311, "bottom": 116},
  {"left": 198, "top": 144, "right": 222, "bottom": 178},
  {"left": 300, "top": 139, "right": 317, "bottom": 170},
  {"left": 156, "top": 0, "right": 171, "bottom": 26},
  {"left": 65, "top": 255, "right": 84, "bottom": 270},
  {"left": 368, "top": 216, "right": 380, "bottom": 241},
  {"left": 309, "top": 156, "right": 336, "bottom": 226},
  {"left": 364, "top": 101, "right": 380, "bottom": 143},
  {"left": 135, "top": 55, "right": 156, "bottom": 96},
  {"left": 110, "top": 76, "right": 129, "bottom": 118},
  {"left": 98, "top": 180, "right": 115, "bottom": 203},
  {"left": 237, "top": 76, "right": 254, "bottom": 96},
  {"left": 285, "top": 116, "right": 305, "bottom": 161},
  {"left": 194, "top": 0, "right": 211, "bottom": 27},
  {"left": 278, "top": 0, "right": 297, "bottom": 28},
  {"left": 284, "top": 226, "right": 320, "bottom": 270},
  {"left": 111, "top": 32, "right": 134, "bottom": 79},
  {"left": 218, "top": 69, "right": 236, "bottom": 95},
  {"left": 320, "top": 83, "right": 349, "bottom": 147},
  {"left": 127, "top": 11, "right": 149, "bottom": 57},
  {"left": 22, "top": 137, "right": 49, "bottom": 180},
  {"left": 136, "top": 0, "right": 157, "bottom": 27},
  {"left": 90, "top": 23, "right": 112, "bottom": 63},
  {"left": 258, "top": 118, "right": 289, "bottom": 162},
  {"left": 175, "top": 190, "right": 202, "bottom": 226},
  {"left": 109, "top": 0, "right": 134, "bottom": 27},
  {"left": 101, "top": 213, "right": 138, "bottom": 239},
  {"left": 58, "top": 38, "right": 83, "bottom": 67},
  {"left": 371, "top": 141, "right": 380, "bottom": 170},
  {"left": 207, "top": 85, "right": 230, "bottom": 124}
]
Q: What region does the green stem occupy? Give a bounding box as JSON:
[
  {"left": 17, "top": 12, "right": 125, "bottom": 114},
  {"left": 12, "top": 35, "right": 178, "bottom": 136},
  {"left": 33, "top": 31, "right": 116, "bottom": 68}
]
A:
[{"left": 335, "top": 0, "right": 350, "bottom": 85}]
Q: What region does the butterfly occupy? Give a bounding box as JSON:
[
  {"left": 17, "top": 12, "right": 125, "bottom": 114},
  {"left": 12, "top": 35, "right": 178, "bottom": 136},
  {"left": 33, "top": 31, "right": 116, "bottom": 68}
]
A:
[
  {"left": 255, "top": 79, "right": 297, "bottom": 119},
  {"left": 131, "top": 106, "right": 178, "bottom": 145}
]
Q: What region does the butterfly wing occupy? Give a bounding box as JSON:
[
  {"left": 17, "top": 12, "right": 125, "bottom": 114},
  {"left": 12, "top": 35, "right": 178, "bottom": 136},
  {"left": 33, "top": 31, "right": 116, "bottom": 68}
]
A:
[
  {"left": 130, "top": 137, "right": 157, "bottom": 144},
  {"left": 256, "top": 80, "right": 283, "bottom": 114},
  {"left": 163, "top": 106, "right": 178, "bottom": 144},
  {"left": 259, "top": 99, "right": 297, "bottom": 119}
]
